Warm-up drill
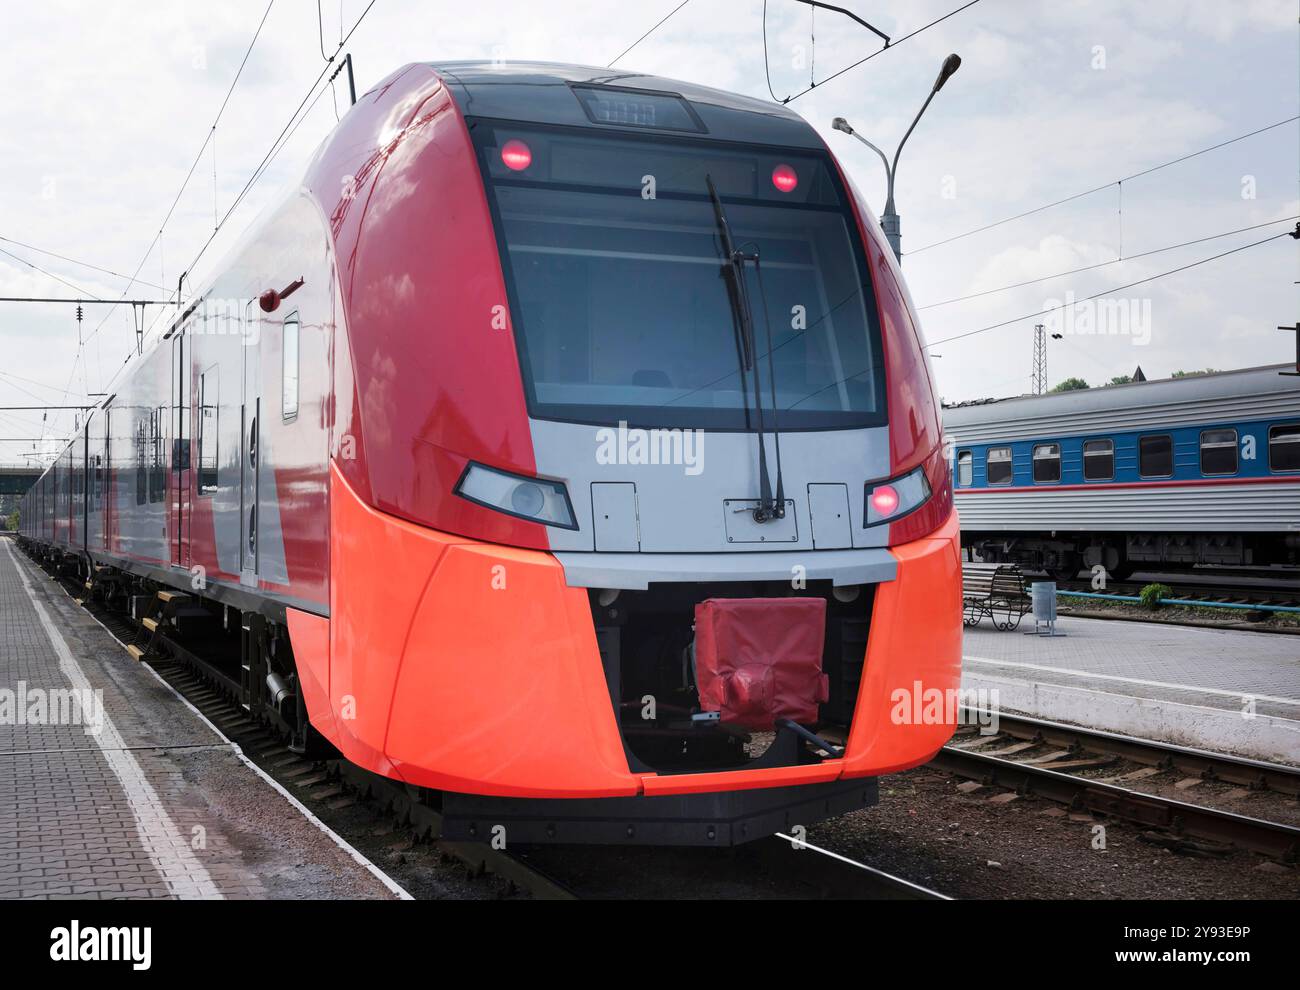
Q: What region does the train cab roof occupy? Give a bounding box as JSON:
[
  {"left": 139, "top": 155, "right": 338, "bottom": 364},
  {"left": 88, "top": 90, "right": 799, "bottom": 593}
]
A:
[{"left": 426, "top": 60, "right": 824, "bottom": 149}]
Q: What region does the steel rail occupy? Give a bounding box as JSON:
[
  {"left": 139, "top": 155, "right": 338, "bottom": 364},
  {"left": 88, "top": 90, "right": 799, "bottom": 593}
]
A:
[
  {"left": 934, "top": 734, "right": 1300, "bottom": 861},
  {"left": 962, "top": 711, "right": 1300, "bottom": 797}
]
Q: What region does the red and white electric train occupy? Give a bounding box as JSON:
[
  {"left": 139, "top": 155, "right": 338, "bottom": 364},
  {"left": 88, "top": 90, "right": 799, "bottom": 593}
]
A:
[{"left": 19, "top": 62, "right": 960, "bottom": 844}]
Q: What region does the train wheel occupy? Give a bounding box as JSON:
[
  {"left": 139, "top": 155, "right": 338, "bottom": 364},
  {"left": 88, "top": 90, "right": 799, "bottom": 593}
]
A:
[
  {"left": 1107, "top": 561, "right": 1135, "bottom": 582},
  {"left": 1048, "top": 554, "right": 1081, "bottom": 583}
]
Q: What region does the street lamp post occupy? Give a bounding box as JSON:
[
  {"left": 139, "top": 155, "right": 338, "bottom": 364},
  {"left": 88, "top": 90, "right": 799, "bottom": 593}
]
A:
[{"left": 832, "top": 53, "right": 962, "bottom": 262}]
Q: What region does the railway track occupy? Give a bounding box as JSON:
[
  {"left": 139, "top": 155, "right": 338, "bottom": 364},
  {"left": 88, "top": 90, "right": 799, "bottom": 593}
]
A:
[
  {"left": 149, "top": 657, "right": 578, "bottom": 899},
  {"left": 935, "top": 711, "right": 1300, "bottom": 861},
  {"left": 763, "top": 833, "right": 950, "bottom": 899},
  {"left": 146, "top": 632, "right": 947, "bottom": 900}
]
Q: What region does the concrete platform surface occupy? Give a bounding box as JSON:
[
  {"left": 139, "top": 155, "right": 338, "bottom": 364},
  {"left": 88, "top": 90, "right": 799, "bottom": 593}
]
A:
[
  {"left": 0, "top": 539, "right": 406, "bottom": 900},
  {"left": 962, "top": 615, "right": 1300, "bottom": 763}
]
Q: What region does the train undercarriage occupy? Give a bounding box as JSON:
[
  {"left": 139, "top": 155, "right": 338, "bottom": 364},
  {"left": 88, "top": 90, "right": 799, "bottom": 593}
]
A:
[
  {"left": 966, "top": 530, "right": 1300, "bottom": 582},
  {"left": 16, "top": 538, "right": 325, "bottom": 760}
]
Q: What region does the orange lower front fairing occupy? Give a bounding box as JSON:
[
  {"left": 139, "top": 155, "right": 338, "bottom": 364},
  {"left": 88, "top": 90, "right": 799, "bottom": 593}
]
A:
[
  {"left": 293, "top": 463, "right": 962, "bottom": 799},
  {"left": 842, "top": 510, "right": 964, "bottom": 777},
  {"left": 327, "top": 461, "right": 637, "bottom": 797}
]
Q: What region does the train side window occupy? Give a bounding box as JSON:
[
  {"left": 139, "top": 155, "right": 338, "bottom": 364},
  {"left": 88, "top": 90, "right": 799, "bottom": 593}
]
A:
[
  {"left": 282, "top": 313, "right": 299, "bottom": 421},
  {"left": 1032, "top": 443, "right": 1061, "bottom": 483},
  {"left": 1083, "top": 439, "right": 1114, "bottom": 481},
  {"left": 1199, "top": 428, "right": 1237, "bottom": 476},
  {"left": 986, "top": 447, "right": 1013, "bottom": 485},
  {"left": 1270, "top": 424, "right": 1300, "bottom": 472},
  {"left": 198, "top": 367, "right": 219, "bottom": 495},
  {"left": 957, "top": 450, "right": 972, "bottom": 487},
  {"left": 1139, "top": 434, "right": 1173, "bottom": 478}
]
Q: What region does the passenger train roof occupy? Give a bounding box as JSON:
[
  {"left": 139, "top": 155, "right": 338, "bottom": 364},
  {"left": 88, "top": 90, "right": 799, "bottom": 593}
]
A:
[
  {"left": 427, "top": 61, "right": 824, "bottom": 149},
  {"left": 944, "top": 364, "right": 1297, "bottom": 433}
]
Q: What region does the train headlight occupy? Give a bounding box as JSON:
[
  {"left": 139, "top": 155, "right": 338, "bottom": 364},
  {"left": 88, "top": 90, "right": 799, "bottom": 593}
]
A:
[
  {"left": 455, "top": 462, "right": 578, "bottom": 530},
  {"left": 864, "top": 466, "right": 931, "bottom": 527}
]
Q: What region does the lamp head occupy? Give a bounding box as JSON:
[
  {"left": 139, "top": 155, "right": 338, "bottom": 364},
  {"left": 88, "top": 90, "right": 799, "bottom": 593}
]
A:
[{"left": 933, "top": 53, "right": 962, "bottom": 93}]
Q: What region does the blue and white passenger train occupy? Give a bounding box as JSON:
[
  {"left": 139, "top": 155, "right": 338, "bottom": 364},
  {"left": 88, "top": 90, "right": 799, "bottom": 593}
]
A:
[{"left": 943, "top": 365, "right": 1300, "bottom": 580}]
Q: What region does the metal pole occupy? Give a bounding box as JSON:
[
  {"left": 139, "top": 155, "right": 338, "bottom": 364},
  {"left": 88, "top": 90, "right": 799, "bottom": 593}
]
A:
[
  {"left": 345, "top": 53, "right": 357, "bottom": 106},
  {"left": 1032, "top": 324, "right": 1047, "bottom": 395},
  {"left": 832, "top": 55, "right": 960, "bottom": 266}
]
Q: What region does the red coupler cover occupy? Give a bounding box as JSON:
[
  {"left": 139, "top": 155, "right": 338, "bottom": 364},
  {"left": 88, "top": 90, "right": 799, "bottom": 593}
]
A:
[{"left": 694, "top": 598, "right": 829, "bottom": 730}]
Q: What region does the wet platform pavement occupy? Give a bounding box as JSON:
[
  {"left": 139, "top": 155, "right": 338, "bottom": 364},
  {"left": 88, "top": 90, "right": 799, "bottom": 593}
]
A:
[{"left": 0, "top": 537, "right": 405, "bottom": 900}]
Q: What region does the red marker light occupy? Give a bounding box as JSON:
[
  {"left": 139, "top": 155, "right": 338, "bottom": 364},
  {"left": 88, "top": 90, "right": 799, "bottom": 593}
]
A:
[
  {"left": 870, "top": 484, "right": 900, "bottom": 517},
  {"left": 501, "top": 139, "right": 532, "bottom": 171},
  {"left": 772, "top": 164, "right": 798, "bottom": 193}
]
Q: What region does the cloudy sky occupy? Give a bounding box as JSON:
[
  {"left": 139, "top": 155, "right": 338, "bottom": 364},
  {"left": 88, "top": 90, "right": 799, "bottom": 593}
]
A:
[{"left": 1, "top": 0, "right": 1296, "bottom": 462}]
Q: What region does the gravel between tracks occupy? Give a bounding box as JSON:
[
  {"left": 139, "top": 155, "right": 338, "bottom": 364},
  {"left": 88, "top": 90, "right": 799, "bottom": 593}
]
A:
[{"left": 802, "top": 768, "right": 1298, "bottom": 900}]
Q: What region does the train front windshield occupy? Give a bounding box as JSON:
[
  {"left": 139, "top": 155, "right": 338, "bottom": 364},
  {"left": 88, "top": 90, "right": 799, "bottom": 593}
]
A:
[{"left": 472, "top": 119, "right": 887, "bottom": 432}]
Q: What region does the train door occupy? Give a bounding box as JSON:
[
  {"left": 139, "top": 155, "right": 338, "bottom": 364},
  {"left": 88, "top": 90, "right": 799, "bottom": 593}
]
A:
[
  {"left": 171, "top": 330, "right": 191, "bottom": 567},
  {"left": 79, "top": 429, "right": 88, "bottom": 552},
  {"left": 240, "top": 301, "right": 260, "bottom": 587},
  {"left": 101, "top": 404, "right": 111, "bottom": 552}
]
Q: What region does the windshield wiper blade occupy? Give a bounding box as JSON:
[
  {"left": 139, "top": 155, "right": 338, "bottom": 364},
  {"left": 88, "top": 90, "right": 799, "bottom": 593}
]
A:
[
  {"left": 750, "top": 252, "right": 786, "bottom": 516},
  {"left": 705, "top": 175, "right": 780, "bottom": 522}
]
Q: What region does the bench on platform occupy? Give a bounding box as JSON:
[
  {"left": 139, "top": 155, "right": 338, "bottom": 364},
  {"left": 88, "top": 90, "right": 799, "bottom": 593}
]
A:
[{"left": 962, "top": 562, "right": 1032, "bottom": 631}]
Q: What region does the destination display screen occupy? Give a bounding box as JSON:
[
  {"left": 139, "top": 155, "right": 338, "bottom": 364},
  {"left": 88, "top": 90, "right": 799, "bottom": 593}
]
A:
[{"left": 571, "top": 85, "right": 705, "bottom": 133}]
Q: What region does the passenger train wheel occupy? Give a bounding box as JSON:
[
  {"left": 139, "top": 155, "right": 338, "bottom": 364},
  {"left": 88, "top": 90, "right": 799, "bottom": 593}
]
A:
[
  {"left": 1106, "top": 561, "right": 1135, "bottom": 582},
  {"left": 1047, "top": 555, "right": 1082, "bottom": 583}
]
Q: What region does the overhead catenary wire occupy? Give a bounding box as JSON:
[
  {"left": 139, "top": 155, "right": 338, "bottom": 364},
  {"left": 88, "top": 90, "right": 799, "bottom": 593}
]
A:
[
  {"left": 0, "top": 296, "right": 171, "bottom": 306},
  {"left": 89, "top": 0, "right": 278, "bottom": 333},
  {"left": 43, "top": 0, "right": 279, "bottom": 450},
  {"left": 906, "top": 115, "right": 1300, "bottom": 257},
  {"left": 927, "top": 230, "right": 1292, "bottom": 348},
  {"left": 0, "top": 246, "right": 100, "bottom": 301},
  {"left": 784, "top": 231, "right": 1292, "bottom": 410},
  {"left": 0, "top": 235, "right": 170, "bottom": 292},
  {"left": 916, "top": 215, "right": 1300, "bottom": 311},
  {"left": 608, "top": 0, "right": 692, "bottom": 67},
  {"left": 771, "top": 0, "right": 983, "bottom": 104},
  {"left": 100, "top": 0, "right": 381, "bottom": 389}
]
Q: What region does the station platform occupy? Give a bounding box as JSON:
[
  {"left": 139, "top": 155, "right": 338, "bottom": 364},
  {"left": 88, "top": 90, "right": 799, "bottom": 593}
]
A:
[
  {"left": 962, "top": 615, "right": 1300, "bottom": 764},
  {"left": 0, "top": 538, "right": 406, "bottom": 900}
]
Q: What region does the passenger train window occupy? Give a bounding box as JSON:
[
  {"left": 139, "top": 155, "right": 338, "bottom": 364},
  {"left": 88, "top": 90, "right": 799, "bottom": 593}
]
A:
[
  {"left": 1032, "top": 443, "right": 1061, "bottom": 483},
  {"left": 1139, "top": 434, "right": 1173, "bottom": 478},
  {"left": 282, "top": 314, "right": 299, "bottom": 421},
  {"left": 1199, "top": 428, "right": 1237, "bottom": 476},
  {"left": 1270, "top": 424, "right": 1300, "bottom": 472},
  {"left": 1083, "top": 439, "right": 1114, "bottom": 481},
  {"left": 957, "top": 450, "right": 972, "bottom": 487},
  {"left": 986, "top": 447, "right": 1013, "bottom": 486}
]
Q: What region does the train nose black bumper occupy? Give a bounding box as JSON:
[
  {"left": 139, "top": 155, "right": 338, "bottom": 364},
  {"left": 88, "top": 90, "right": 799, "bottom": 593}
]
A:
[{"left": 439, "top": 776, "right": 878, "bottom": 847}]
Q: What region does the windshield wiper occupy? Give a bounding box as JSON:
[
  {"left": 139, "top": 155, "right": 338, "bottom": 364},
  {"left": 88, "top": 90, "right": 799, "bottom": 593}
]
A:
[{"left": 705, "top": 175, "right": 785, "bottom": 523}]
